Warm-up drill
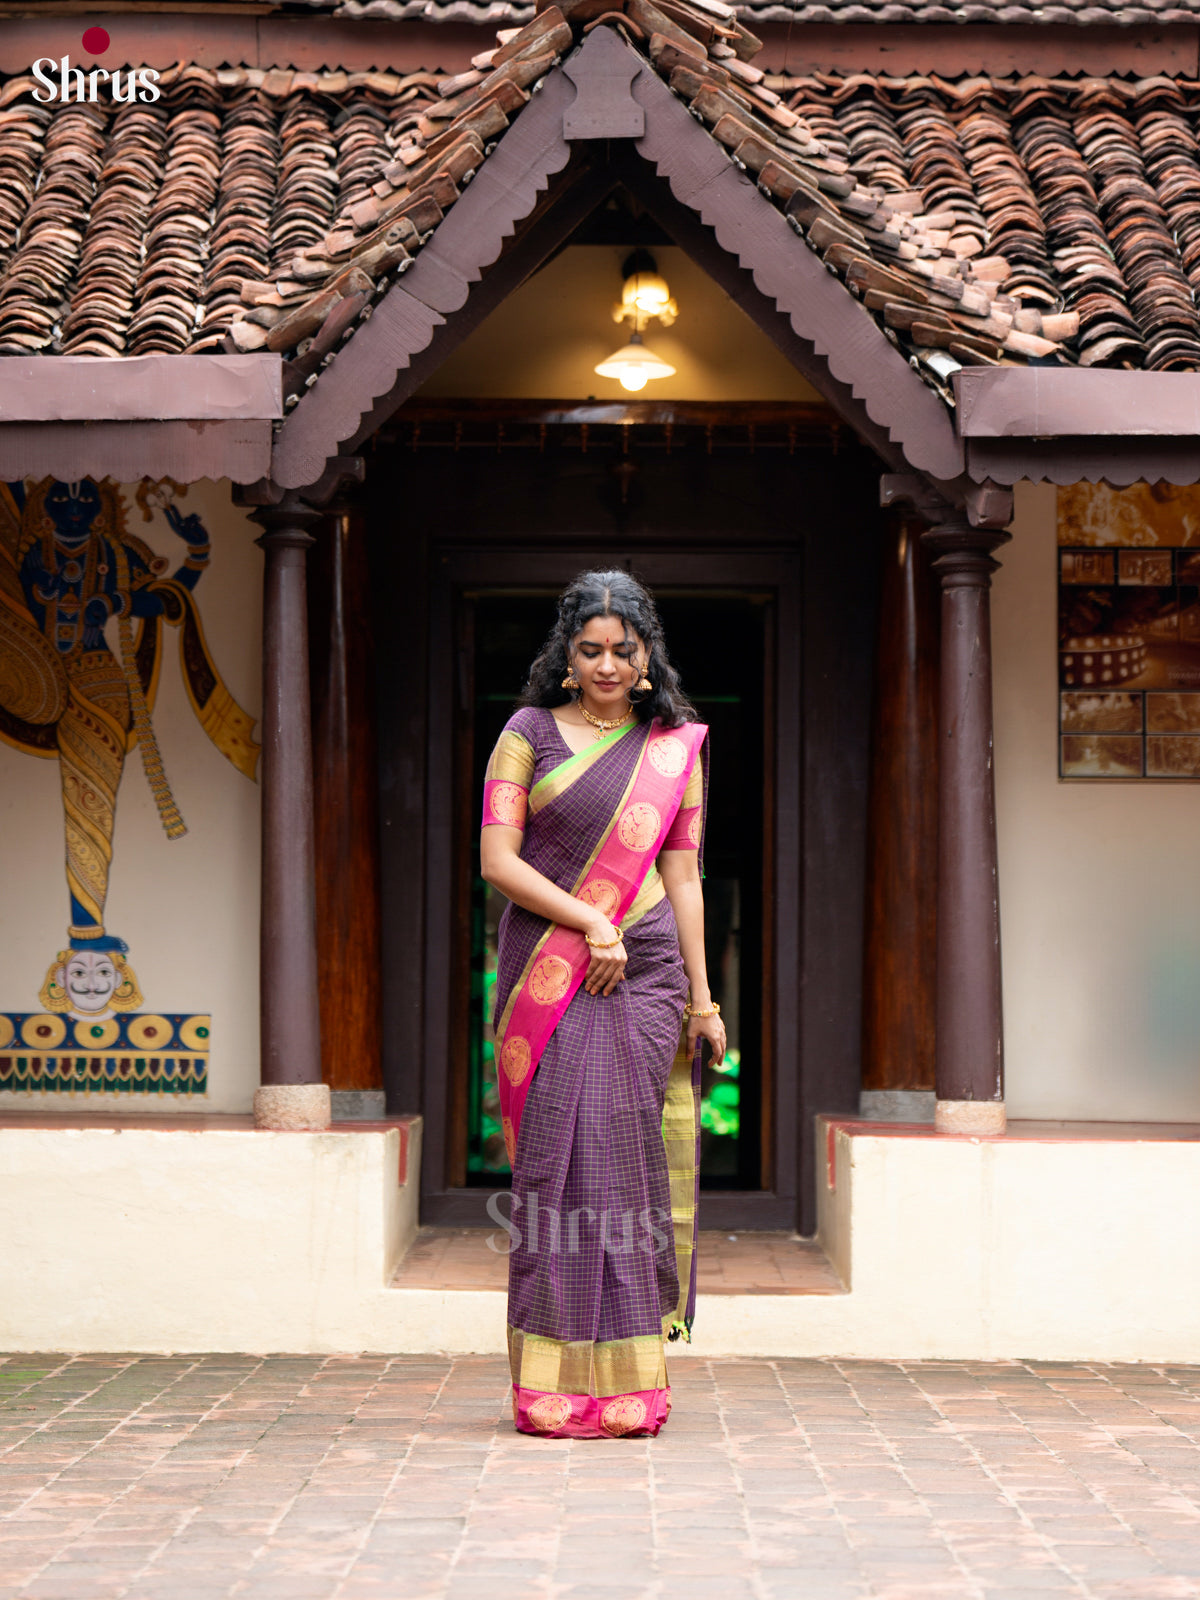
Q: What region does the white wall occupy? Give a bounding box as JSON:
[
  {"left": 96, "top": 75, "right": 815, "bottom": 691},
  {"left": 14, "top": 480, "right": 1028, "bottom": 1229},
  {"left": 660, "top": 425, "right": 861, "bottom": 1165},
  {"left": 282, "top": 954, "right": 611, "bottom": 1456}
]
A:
[
  {"left": 0, "top": 479, "right": 262, "bottom": 1113},
  {"left": 994, "top": 483, "right": 1200, "bottom": 1121}
]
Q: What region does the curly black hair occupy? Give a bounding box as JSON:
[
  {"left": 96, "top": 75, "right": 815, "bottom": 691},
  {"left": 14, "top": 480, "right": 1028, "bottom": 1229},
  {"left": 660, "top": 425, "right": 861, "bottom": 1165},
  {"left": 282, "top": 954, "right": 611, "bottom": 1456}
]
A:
[{"left": 518, "top": 570, "right": 696, "bottom": 729}]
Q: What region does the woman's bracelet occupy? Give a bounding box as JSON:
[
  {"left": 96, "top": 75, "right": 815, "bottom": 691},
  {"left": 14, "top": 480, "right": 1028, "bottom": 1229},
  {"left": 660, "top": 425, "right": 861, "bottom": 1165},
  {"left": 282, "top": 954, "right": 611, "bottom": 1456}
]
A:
[
  {"left": 684, "top": 1001, "right": 721, "bottom": 1019},
  {"left": 584, "top": 927, "right": 623, "bottom": 949}
]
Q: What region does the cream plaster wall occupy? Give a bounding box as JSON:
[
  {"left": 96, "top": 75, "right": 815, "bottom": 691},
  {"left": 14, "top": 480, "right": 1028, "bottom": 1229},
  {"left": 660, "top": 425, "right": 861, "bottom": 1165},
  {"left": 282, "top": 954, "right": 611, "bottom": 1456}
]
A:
[
  {"left": 0, "top": 1124, "right": 421, "bottom": 1353},
  {"left": 0, "top": 480, "right": 262, "bottom": 1113},
  {"left": 419, "top": 245, "right": 824, "bottom": 403},
  {"left": 994, "top": 483, "right": 1200, "bottom": 1121}
]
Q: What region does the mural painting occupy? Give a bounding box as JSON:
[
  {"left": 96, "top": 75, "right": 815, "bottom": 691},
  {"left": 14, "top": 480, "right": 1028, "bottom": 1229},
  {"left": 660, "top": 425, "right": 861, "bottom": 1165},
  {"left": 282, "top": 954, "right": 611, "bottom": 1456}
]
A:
[
  {"left": 1059, "top": 484, "right": 1200, "bottom": 780},
  {"left": 0, "top": 476, "right": 259, "bottom": 1094}
]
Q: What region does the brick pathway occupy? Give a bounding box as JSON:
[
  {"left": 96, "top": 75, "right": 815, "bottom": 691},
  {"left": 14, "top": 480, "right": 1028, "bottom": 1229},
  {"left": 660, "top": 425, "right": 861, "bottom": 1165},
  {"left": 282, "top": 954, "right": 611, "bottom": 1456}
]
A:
[{"left": 3, "top": 1355, "right": 1200, "bottom": 1600}]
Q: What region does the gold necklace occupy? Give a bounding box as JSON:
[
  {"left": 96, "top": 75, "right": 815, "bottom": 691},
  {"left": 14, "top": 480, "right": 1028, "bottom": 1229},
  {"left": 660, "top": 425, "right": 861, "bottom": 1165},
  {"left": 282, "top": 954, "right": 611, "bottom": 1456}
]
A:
[{"left": 579, "top": 703, "right": 634, "bottom": 740}]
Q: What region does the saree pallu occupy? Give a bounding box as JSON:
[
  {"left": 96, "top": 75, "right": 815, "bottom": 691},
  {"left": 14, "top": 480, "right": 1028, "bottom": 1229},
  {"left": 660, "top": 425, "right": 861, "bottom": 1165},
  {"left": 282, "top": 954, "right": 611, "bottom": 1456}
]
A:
[{"left": 490, "top": 716, "right": 707, "bottom": 1439}]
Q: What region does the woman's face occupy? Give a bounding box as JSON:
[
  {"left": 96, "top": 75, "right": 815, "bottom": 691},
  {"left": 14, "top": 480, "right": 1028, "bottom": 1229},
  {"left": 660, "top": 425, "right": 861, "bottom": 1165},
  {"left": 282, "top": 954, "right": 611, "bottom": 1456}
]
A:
[{"left": 570, "top": 614, "right": 645, "bottom": 707}]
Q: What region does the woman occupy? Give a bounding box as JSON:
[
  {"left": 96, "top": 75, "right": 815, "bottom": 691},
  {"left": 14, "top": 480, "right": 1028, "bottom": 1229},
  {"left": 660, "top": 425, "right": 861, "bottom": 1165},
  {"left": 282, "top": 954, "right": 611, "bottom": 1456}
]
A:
[{"left": 481, "top": 571, "right": 726, "bottom": 1439}]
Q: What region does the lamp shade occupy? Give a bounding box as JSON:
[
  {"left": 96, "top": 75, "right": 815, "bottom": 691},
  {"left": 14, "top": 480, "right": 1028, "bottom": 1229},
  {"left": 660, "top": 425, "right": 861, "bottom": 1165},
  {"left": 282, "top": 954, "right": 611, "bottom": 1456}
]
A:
[{"left": 593, "top": 333, "right": 676, "bottom": 393}]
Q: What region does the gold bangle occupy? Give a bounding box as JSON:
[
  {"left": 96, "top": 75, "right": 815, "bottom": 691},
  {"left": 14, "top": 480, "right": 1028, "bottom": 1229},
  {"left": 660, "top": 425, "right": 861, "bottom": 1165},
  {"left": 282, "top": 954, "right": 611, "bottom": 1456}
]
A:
[
  {"left": 684, "top": 1001, "right": 721, "bottom": 1019},
  {"left": 585, "top": 927, "right": 623, "bottom": 949}
]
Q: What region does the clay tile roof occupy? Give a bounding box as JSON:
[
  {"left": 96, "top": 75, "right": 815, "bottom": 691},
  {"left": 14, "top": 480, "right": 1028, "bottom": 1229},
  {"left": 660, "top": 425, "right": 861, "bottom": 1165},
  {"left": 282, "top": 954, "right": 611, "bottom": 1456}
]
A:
[
  {"left": 285, "top": 0, "right": 1200, "bottom": 23},
  {"left": 9, "top": 0, "right": 1200, "bottom": 405}
]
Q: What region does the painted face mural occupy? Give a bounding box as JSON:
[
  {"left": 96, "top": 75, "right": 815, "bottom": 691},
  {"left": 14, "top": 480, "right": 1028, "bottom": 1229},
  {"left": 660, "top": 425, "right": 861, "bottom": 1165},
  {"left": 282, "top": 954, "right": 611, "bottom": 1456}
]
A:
[
  {"left": 0, "top": 476, "right": 259, "bottom": 1094},
  {"left": 65, "top": 951, "right": 119, "bottom": 1012}
]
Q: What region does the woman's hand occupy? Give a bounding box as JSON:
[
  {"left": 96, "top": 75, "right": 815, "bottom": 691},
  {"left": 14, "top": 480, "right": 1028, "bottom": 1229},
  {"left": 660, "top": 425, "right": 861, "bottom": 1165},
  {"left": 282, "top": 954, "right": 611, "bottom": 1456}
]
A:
[
  {"left": 687, "top": 1009, "right": 726, "bottom": 1066},
  {"left": 583, "top": 917, "right": 627, "bottom": 998}
]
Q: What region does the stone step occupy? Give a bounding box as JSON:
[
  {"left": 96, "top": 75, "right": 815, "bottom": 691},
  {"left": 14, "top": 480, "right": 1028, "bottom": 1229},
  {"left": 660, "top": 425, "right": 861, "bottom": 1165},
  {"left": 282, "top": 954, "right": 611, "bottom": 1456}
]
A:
[{"left": 390, "top": 1226, "right": 847, "bottom": 1294}]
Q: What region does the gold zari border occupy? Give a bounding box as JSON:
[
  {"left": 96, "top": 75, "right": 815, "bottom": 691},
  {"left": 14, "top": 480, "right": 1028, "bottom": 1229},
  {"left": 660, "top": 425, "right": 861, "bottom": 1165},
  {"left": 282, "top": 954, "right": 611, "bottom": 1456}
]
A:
[
  {"left": 661, "top": 1029, "right": 698, "bottom": 1336},
  {"left": 528, "top": 719, "right": 634, "bottom": 816},
  {"left": 509, "top": 1325, "right": 667, "bottom": 1396}
]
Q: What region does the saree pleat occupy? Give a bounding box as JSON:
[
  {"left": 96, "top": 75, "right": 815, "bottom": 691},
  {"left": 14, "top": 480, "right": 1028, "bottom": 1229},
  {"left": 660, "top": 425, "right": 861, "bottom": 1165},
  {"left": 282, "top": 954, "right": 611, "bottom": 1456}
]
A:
[{"left": 486, "top": 709, "right": 707, "bottom": 1440}]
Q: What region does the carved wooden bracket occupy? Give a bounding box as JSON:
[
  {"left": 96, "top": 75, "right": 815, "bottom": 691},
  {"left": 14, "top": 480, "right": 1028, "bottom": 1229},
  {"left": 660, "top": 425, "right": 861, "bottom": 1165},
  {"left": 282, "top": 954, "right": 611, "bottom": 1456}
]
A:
[
  {"left": 879, "top": 473, "right": 949, "bottom": 520},
  {"left": 236, "top": 454, "right": 365, "bottom": 510},
  {"left": 880, "top": 471, "right": 1013, "bottom": 532},
  {"left": 563, "top": 28, "right": 644, "bottom": 140}
]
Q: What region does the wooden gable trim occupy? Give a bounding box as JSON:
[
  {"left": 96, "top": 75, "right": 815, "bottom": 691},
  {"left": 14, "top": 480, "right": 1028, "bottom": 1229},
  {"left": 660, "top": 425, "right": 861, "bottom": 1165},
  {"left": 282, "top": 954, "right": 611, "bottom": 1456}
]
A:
[
  {"left": 272, "top": 24, "right": 963, "bottom": 492},
  {"left": 271, "top": 65, "right": 578, "bottom": 490},
  {"left": 625, "top": 39, "right": 962, "bottom": 483}
]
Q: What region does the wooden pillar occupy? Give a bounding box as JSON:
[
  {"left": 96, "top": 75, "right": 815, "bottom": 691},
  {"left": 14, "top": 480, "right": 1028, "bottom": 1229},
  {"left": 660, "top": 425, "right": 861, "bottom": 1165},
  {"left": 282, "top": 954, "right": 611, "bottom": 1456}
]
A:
[
  {"left": 923, "top": 516, "right": 1011, "bottom": 1136},
  {"left": 310, "top": 500, "right": 384, "bottom": 1117},
  {"left": 252, "top": 494, "right": 329, "bottom": 1131},
  {"left": 861, "top": 511, "right": 939, "bottom": 1120}
]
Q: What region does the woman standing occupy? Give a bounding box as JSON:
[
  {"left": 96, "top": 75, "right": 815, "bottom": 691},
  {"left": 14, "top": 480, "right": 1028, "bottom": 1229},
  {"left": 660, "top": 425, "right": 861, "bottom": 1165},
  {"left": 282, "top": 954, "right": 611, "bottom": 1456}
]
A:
[{"left": 480, "top": 571, "right": 726, "bottom": 1439}]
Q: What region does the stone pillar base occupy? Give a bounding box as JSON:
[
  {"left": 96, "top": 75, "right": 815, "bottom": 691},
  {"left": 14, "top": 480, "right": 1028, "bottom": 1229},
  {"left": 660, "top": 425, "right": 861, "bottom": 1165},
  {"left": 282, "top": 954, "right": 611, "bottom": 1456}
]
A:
[
  {"left": 860, "top": 1090, "right": 936, "bottom": 1123},
  {"left": 254, "top": 1083, "right": 331, "bottom": 1131},
  {"left": 935, "top": 1099, "right": 1006, "bottom": 1136}
]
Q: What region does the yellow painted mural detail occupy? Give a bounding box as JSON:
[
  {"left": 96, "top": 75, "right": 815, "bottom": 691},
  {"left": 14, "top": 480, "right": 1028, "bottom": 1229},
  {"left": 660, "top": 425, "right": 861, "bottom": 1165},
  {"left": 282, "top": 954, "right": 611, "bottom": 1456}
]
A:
[{"left": 0, "top": 476, "right": 258, "bottom": 1063}]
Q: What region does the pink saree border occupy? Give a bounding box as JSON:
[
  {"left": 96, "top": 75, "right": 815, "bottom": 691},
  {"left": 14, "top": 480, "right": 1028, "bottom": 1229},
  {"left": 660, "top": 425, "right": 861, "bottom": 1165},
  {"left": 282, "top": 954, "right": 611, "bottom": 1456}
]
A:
[
  {"left": 513, "top": 1384, "right": 671, "bottom": 1439},
  {"left": 495, "top": 720, "right": 708, "bottom": 1155}
]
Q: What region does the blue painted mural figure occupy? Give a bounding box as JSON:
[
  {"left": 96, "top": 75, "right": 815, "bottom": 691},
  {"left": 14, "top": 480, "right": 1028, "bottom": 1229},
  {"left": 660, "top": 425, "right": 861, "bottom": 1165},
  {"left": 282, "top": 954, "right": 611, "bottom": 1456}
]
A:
[{"left": 0, "top": 476, "right": 259, "bottom": 1020}]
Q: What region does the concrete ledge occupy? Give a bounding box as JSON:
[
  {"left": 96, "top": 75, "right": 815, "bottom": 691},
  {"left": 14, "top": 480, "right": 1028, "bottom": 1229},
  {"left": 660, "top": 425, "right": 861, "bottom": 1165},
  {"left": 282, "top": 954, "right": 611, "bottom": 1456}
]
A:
[
  {"left": 378, "top": 1118, "right": 1200, "bottom": 1360},
  {"left": 811, "top": 1116, "right": 1200, "bottom": 1362},
  {"left": 7, "top": 1114, "right": 1200, "bottom": 1359}
]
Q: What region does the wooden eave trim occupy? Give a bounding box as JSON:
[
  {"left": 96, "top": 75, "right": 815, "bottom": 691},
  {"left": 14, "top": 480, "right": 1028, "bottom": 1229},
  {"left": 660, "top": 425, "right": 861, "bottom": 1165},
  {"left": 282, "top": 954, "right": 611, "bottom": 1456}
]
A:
[
  {"left": 273, "top": 26, "right": 963, "bottom": 491},
  {"left": 0, "top": 353, "right": 282, "bottom": 422},
  {"left": 965, "top": 436, "right": 1200, "bottom": 486},
  {"left": 957, "top": 368, "right": 1200, "bottom": 485},
  {"left": 957, "top": 368, "right": 1200, "bottom": 439},
  {"left": 0, "top": 419, "right": 274, "bottom": 484}
]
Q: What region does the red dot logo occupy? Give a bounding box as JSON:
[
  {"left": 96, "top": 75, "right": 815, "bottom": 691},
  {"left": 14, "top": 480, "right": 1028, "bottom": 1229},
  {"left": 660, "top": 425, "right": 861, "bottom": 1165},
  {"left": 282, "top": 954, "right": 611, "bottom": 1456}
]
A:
[{"left": 81, "top": 26, "right": 110, "bottom": 55}]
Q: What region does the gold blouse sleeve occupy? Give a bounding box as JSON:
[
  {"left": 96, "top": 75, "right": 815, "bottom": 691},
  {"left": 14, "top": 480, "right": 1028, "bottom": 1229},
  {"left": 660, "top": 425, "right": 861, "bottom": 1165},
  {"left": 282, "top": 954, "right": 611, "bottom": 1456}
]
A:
[
  {"left": 482, "top": 730, "right": 535, "bottom": 830},
  {"left": 485, "top": 730, "right": 536, "bottom": 787},
  {"left": 681, "top": 753, "right": 703, "bottom": 810}
]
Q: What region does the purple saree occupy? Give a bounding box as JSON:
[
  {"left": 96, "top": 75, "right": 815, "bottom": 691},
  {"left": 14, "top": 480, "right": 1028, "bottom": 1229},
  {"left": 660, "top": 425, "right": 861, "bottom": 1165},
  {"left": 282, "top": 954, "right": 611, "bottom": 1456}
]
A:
[{"left": 482, "top": 706, "right": 708, "bottom": 1439}]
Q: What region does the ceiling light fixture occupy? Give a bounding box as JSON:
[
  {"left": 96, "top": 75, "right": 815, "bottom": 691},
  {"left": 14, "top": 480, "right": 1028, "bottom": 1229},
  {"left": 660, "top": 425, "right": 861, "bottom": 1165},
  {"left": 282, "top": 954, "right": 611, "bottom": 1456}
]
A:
[
  {"left": 593, "top": 331, "right": 677, "bottom": 393},
  {"left": 594, "top": 250, "right": 678, "bottom": 393}
]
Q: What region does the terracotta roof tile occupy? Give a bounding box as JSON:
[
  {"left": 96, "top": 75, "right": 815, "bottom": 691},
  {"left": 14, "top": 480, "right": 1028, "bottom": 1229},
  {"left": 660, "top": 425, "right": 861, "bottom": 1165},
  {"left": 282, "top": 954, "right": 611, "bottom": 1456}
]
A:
[
  {"left": 289, "top": 0, "right": 1200, "bottom": 23},
  {"left": 12, "top": 1, "right": 1200, "bottom": 403}
]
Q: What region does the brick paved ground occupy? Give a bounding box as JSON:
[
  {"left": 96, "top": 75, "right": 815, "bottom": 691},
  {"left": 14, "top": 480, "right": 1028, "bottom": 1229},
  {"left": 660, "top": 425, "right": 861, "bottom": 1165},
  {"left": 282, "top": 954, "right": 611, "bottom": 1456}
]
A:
[{"left": 3, "top": 1355, "right": 1200, "bottom": 1600}]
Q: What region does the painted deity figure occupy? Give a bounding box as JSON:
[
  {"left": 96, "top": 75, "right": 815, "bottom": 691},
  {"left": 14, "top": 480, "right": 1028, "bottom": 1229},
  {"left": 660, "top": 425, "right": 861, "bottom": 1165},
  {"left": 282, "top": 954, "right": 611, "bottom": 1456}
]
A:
[{"left": 0, "top": 477, "right": 258, "bottom": 1019}]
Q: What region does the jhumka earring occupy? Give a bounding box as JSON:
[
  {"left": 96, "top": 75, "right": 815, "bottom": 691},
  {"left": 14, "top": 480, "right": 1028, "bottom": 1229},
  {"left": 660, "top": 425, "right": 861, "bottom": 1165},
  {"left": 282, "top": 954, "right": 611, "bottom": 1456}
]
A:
[
  {"left": 562, "top": 669, "right": 580, "bottom": 691},
  {"left": 637, "top": 659, "right": 653, "bottom": 693}
]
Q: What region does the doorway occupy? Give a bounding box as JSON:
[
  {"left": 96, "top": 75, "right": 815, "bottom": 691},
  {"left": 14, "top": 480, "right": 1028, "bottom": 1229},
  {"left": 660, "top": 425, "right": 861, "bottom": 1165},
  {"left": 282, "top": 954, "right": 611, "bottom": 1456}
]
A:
[{"left": 370, "top": 408, "right": 882, "bottom": 1234}]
